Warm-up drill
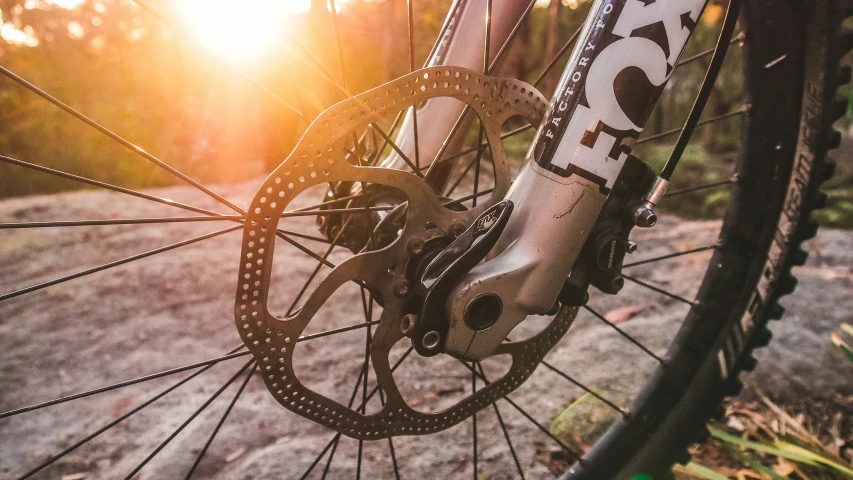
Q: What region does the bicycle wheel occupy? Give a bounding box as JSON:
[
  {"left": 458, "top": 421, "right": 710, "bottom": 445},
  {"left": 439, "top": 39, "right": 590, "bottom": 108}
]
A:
[{"left": 0, "top": 0, "right": 849, "bottom": 479}]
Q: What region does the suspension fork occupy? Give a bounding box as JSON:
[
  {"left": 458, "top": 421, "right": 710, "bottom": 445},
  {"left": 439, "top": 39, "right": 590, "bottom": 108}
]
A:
[{"left": 442, "top": 0, "right": 712, "bottom": 360}]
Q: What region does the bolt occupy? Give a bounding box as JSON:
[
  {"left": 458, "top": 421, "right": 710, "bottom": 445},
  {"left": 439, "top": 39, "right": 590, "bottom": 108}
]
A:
[
  {"left": 634, "top": 208, "right": 657, "bottom": 228},
  {"left": 329, "top": 225, "right": 342, "bottom": 240},
  {"left": 393, "top": 280, "right": 410, "bottom": 297},
  {"left": 610, "top": 276, "right": 625, "bottom": 293},
  {"left": 463, "top": 294, "right": 503, "bottom": 331},
  {"left": 626, "top": 241, "right": 638, "bottom": 254},
  {"left": 422, "top": 331, "right": 441, "bottom": 350},
  {"left": 400, "top": 314, "right": 417, "bottom": 335},
  {"left": 450, "top": 223, "right": 466, "bottom": 238},
  {"left": 407, "top": 238, "right": 425, "bottom": 256}
]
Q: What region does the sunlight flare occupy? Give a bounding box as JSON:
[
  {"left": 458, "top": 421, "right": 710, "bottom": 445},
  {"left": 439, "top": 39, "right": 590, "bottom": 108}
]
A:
[{"left": 178, "top": 0, "right": 309, "bottom": 64}]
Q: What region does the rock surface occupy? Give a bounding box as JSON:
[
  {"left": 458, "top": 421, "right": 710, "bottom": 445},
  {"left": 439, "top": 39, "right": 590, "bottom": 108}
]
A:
[{"left": 0, "top": 180, "right": 850, "bottom": 479}]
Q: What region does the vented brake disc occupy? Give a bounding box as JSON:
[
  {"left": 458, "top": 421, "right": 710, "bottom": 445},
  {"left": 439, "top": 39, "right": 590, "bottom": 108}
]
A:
[{"left": 234, "top": 66, "right": 579, "bottom": 439}]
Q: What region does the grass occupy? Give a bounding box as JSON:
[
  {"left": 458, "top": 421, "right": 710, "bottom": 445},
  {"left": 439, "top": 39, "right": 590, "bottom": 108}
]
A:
[{"left": 674, "top": 327, "right": 853, "bottom": 480}]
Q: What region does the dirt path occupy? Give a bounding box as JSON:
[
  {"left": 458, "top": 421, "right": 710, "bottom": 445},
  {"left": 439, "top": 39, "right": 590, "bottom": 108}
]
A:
[{"left": 0, "top": 181, "right": 850, "bottom": 479}]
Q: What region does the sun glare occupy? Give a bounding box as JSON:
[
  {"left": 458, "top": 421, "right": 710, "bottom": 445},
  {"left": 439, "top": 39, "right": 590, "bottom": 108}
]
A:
[{"left": 178, "top": 0, "right": 311, "bottom": 64}]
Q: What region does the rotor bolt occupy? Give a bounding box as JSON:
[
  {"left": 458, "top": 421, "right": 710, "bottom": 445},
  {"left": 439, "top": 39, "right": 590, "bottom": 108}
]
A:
[
  {"left": 610, "top": 276, "right": 625, "bottom": 293},
  {"left": 393, "top": 280, "right": 411, "bottom": 297},
  {"left": 407, "top": 238, "right": 425, "bottom": 256},
  {"left": 329, "top": 225, "right": 342, "bottom": 239},
  {"left": 400, "top": 314, "right": 417, "bottom": 336},
  {"left": 422, "top": 331, "right": 441, "bottom": 350},
  {"left": 626, "top": 241, "right": 638, "bottom": 254}
]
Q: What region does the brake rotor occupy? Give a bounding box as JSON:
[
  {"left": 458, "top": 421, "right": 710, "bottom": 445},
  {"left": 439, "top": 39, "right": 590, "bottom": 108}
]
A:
[{"left": 234, "top": 66, "right": 578, "bottom": 439}]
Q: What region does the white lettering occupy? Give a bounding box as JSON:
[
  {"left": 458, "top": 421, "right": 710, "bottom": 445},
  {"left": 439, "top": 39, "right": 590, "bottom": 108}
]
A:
[{"left": 613, "top": 0, "right": 705, "bottom": 65}]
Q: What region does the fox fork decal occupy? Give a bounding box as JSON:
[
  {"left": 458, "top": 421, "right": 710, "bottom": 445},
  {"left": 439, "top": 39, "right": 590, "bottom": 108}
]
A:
[{"left": 533, "top": 0, "right": 707, "bottom": 191}]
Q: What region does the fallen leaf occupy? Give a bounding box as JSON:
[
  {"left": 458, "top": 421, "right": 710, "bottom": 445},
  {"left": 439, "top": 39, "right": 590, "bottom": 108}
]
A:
[
  {"left": 603, "top": 304, "right": 648, "bottom": 324},
  {"left": 727, "top": 415, "right": 746, "bottom": 432},
  {"left": 225, "top": 446, "right": 246, "bottom": 463},
  {"left": 772, "top": 459, "right": 795, "bottom": 476},
  {"left": 61, "top": 474, "right": 89, "bottom": 480}
]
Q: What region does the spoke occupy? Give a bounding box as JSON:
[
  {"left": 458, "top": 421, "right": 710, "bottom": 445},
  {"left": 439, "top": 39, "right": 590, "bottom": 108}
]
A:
[
  {"left": 0, "top": 346, "right": 248, "bottom": 420},
  {"left": 293, "top": 192, "right": 364, "bottom": 213},
  {"left": 540, "top": 360, "right": 628, "bottom": 417},
  {"left": 328, "top": 0, "right": 350, "bottom": 92},
  {"left": 185, "top": 363, "right": 257, "bottom": 480},
  {"left": 664, "top": 179, "right": 736, "bottom": 198},
  {"left": 0, "top": 65, "right": 244, "bottom": 214},
  {"left": 307, "top": 432, "right": 342, "bottom": 480},
  {"left": 445, "top": 188, "right": 495, "bottom": 208},
  {"left": 0, "top": 155, "right": 224, "bottom": 217},
  {"left": 378, "top": 388, "right": 401, "bottom": 480},
  {"left": 357, "top": 345, "right": 413, "bottom": 412},
  {"left": 636, "top": 106, "right": 747, "bottom": 145},
  {"left": 123, "top": 360, "right": 255, "bottom": 480},
  {"left": 661, "top": 0, "right": 743, "bottom": 180},
  {"left": 0, "top": 225, "right": 241, "bottom": 302},
  {"left": 407, "top": 0, "right": 421, "bottom": 171},
  {"left": 0, "top": 216, "right": 245, "bottom": 229},
  {"left": 445, "top": 154, "right": 479, "bottom": 197},
  {"left": 622, "top": 244, "right": 719, "bottom": 268},
  {"left": 483, "top": 0, "right": 493, "bottom": 73},
  {"left": 676, "top": 31, "right": 746, "bottom": 68},
  {"left": 488, "top": 0, "right": 538, "bottom": 74},
  {"left": 284, "top": 217, "right": 352, "bottom": 316},
  {"left": 424, "top": 108, "right": 472, "bottom": 183},
  {"left": 311, "top": 345, "right": 415, "bottom": 480},
  {"left": 318, "top": 367, "right": 367, "bottom": 480},
  {"left": 277, "top": 229, "right": 334, "bottom": 245},
  {"left": 17, "top": 345, "right": 245, "bottom": 479},
  {"left": 424, "top": 0, "right": 537, "bottom": 184},
  {"left": 131, "top": 0, "right": 306, "bottom": 120},
  {"left": 298, "top": 320, "right": 381, "bottom": 343},
  {"left": 583, "top": 305, "right": 664, "bottom": 363},
  {"left": 475, "top": 363, "right": 525, "bottom": 479},
  {"left": 373, "top": 125, "right": 424, "bottom": 178},
  {"left": 356, "top": 289, "right": 375, "bottom": 480},
  {"left": 320, "top": 435, "right": 342, "bottom": 480},
  {"left": 316, "top": 289, "right": 375, "bottom": 480},
  {"left": 622, "top": 274, "right": 696, "bottom": 306},
  {"left": 532, "top": 25, "right": 583, "bottom": 88},
  {"left": 373, "top": 111, "right": 407, "bottom": 165},
  {"left": 421, "top": 123, "right": 534, "bottom": 172},
  {"left": 472, "top": 363, "right": 479, "bottom": 480},
  {"left": 472, "top": 125, "right": 485, "bottom": 207},
  {"left": 316, "top": 351, "right": 371, "bottom": 480},
  {"left": 282, "top": 206, "right": 393, "bottom": 218},
  {"left": 460, "top": 361, "right": 583, "bottom": 463},
  {"left": 276, "top": 231, "right": 336, "bottom": 269}
]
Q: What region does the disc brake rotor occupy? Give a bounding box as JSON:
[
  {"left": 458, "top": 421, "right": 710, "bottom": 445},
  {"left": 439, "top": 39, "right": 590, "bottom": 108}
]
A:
[{"left": 234, "top": 66, "right": 578, "bottom": 440}]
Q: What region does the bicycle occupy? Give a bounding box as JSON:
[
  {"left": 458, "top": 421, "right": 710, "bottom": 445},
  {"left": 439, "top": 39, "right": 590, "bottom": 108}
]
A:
[{"left": 0, "top": 0, "right": 850, "bottom": 478}]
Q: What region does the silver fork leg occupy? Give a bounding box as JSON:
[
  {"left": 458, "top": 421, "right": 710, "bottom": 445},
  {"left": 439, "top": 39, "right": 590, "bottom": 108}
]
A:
[{"left": 379, "top": 0, "right": 532, "bottom": 186}]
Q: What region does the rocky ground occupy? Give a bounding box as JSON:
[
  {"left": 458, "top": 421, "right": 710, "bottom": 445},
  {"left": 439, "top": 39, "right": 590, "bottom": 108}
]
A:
[{"left": 0, "top": 179, "right": 851, "bottom": 480}]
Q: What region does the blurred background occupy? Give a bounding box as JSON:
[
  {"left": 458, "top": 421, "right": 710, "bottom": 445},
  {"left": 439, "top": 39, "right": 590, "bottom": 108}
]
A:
[{"left": 1, "top": 0, "right": 836, "bottom": 224}]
